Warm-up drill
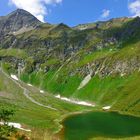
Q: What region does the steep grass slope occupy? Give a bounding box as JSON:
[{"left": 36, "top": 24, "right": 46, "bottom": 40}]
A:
[
  {"left": 1, "top": 16, "right": 140, "bottom": 117},
  {"left": 0, "top": 65, "right": 94, "bottom": 139}
]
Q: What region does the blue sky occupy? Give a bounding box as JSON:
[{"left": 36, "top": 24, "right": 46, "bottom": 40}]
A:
[{"left": 0, "top": 0, "right": 139, "bottom": 26}]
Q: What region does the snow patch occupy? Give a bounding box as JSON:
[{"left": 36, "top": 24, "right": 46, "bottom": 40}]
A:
[
  {"left": 78, "top": 74, "right": 91, "bottom": 90},
  {"left": 0, "top": 122, "right": 31, "bottom": 132},
  {"left": 27, "top": 84, "right": 33, "bottom": 87},
  {"left": 95, "top": 71, "right": 98, "bottom": 75},
  {"left": 55, "top": 94, "right": 61, "bottom": 98},
  {"left": 55, "top": 94, "right": 95, "bottom": 107},
  {"left": 76, "top": 101, "right": 94, "bottom": 106},
  {"left": 102, "top": 106, "right": 111, "bottom": 110},
  {"left": 121, "top": 73, "right": 125, "bottom": 77},
  {"left": 11, "top": 74, "right": 18, "bottom": 81},
  {"left": 40, "top": 90, "right": 45, "bottom": 93},
  {"left": 61, "top": 97, "right": 70, "bottom": 101},
  {"left": 79, "top": 27, "right": 88, "bottom": 30}
]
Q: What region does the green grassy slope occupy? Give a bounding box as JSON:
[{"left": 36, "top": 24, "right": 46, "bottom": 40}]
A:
[
  {"left": 0, "top": 66, "right": 95, "bottom": 139},
  {"left": 1, "top": 16, "right": 140, "bottom": 139}
]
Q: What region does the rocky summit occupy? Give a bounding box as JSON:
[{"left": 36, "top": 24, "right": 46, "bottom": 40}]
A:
[{"left": 0, "top": 9, "right": 41, "bottom": 35}]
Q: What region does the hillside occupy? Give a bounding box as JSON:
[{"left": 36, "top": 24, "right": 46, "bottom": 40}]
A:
[{"left": 1, "top": 9, "right": 140, "bottom": 139}]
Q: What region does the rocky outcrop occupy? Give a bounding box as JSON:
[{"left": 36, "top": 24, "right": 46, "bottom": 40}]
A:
[{"left": 73, "top": 56, "right": 140, "bottom": 78}]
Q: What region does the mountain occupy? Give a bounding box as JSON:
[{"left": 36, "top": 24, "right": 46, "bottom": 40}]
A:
[
  {"left": 1, "top": 9, "right": 140, "bottom": 140},
  {"left": 0, "top": 9, "right": 41, "bottom": 35}
]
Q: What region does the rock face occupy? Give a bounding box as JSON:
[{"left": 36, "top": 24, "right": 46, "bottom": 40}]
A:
[{"left": 0, "top": 9, "right": 41, "bottom": 35}]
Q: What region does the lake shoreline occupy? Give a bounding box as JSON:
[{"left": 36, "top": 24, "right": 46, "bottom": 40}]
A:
[{"left": 56, "top": 109, "right": 140, "bottom": 140}]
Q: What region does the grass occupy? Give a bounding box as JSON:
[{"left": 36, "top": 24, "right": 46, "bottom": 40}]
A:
[
  {"left": 41, "top": 58, "right": 60, "bottom": 67},
  {"left": 20, "top": 70, "right": 82, "bottom": 97},
  {"left": 74, "top": 49, "right": 116, "bottom": 68},
  {"left": 72, "top": 75, "right": 128, "bottom": 103},
  {"left": 0, "top": 48, "right": 27, "bottom": 59},
  {"left": 72, "top": 71, "right": 140, "bottom": 117},
  {"left": 19, "top": 62, "right": 140, "bottom": 119},
  {"left": 0, "top": 68, "right": 93, "bottom": 139},
  {"left": 18, "top": 40, "right": 140, "bottom": 118},
  {"left": 0, "top": 70, "right": 60, "bottom": 128}
]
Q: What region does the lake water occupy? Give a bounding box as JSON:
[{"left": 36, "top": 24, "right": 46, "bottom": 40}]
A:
[{"left": 59, "top": 112, "right": 140, "bottom": 140}]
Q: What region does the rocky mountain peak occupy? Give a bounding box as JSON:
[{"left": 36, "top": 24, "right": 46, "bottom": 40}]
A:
[{"left": 0, "top": 9, "right": 41, "bottom": 35}]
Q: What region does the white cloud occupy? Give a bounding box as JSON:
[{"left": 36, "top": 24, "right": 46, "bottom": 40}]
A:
[
  {"left": 128, "top": 0, "right": 140, "bottom": 17},
  {"left": 101, "top": 9, "right": 110, "bottom": 18},
  {"left": 9, "top": 0, "right": 62, "bottom": 22}
]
